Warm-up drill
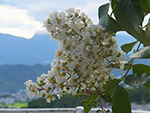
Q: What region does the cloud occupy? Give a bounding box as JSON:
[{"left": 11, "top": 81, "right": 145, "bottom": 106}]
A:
[
  {"left": 13, "top": 0, "right": 109, "bottom": 23},
  {"left": 0, "top": 0, "right": 109, "bottom": 39},
  {"left": 0, "top": 5, "right": 43, "bottom": 39},
  {"left": 77, "top": 2, "right": 108, "bottom": 24}
]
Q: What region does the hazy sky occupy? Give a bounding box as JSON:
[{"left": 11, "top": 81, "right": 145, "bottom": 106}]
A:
[{"left": 0, "top": 0, "right": 109, "bottom": 39}]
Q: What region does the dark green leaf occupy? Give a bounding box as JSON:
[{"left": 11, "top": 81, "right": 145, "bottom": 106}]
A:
[
  {"left": 124, "top": 73, "right": 150, "bottom": 87},
  {"left": 102, "top": 79, "right": 121, "bottom": 96},
  {"left": 100, "top": 79, "right": 121, "bottom": 103},
  {"left": 131, "top": 0, "right": 144, "bottom": 26},
  {"left": 100, "top": 93, "right": 112, "bottom": 102},
  {"left": 119, "top": 0, "right": 144, "bottom": 26},
  {"left": 123, "top": 59, "right": 134, "bottom": 71},
  {"left": 129, "top": 26, "right": 149, "bottom": 46},
  {"left": 133, "top": 64, "right": 150, "bottom": 74},
  {"left": 98, "top": 3, "right": 122, "bottom": 33},
  {"left": 112, "top": 85, "right": 131, "bottom": 113},
  {"left": 84, "top": 95, "right": 99, "bottom": 113},
  {"left": 126, "top": 64, "right": 150, "bottom": 87},
  {"left": 145, "top": 82, "right": 150, "bottom": 89},
  {"left": 111, "top": 0, "right": 150, "bottom": 46},
  {"left": 139, "top": 0, "right": 150, "bottom": 16},
  {"left": 130, "top": 46, "right": 150, "bottom": 58},
  {"left": 145, "top": 18, "right": 150, "bottom": 38},
  {"left": 121, "top": 41, "right": 138, "bottom": 54},
  {"left": 111, "top": 0, "right": 117, "bottom": 9}
]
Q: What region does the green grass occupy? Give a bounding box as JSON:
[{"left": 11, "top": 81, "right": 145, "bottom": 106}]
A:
[{"left": 10, "top": 102, "right": 28, "bottom": 108}]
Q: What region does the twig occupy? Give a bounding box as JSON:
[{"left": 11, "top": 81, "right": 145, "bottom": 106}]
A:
[
  {"left": 110, "top": 0, "right": 118, "bottom": 17},
  {"left": 120, "top": 42, "right": 141, "bottom": 80},
  {"left": 103, "top": 42, "right": 141, "bottom": 93},
  {"left": 99, "top": 96, "right": 104, "bottom": 113},
  {"left": 105, "top": 57, "right": 113, "bottom": 65}
]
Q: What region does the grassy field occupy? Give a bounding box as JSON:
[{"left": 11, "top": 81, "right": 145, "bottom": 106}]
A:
[{"left": 10, "top": 102, "right": 28, "bottom": 108}]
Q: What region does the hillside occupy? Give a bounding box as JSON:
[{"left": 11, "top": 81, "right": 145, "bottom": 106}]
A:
[
  {"left": 0, "top": 32, "right": 138, "bottom": 66},
  {"left": 0, "top": 33, "right": 150, "bottom": 93},
  {"left": 0, "top": 64, "right": 50, "bottom": 92},
  {"left": 0, "top": 32, "right": 146, "bottom": 65},
  {"left": 0, "top": 33, "right": 58, "bottom": 65},
  {"left": 1, "top": 57, "right": 150, "bottom": 93}
]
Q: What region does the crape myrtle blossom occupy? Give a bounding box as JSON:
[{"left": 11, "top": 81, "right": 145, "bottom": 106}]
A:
[{"left": 25, "top": 8, "right": 126, "bottom": 103}]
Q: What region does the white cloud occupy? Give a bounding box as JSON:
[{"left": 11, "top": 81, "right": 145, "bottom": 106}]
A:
[
  {"left": 0, "top": 5, "right": 43, "bottom": 39},
  {"left": 21, "top": 0, "right": 109, "bottom": 23},
  {"left": 77, "top": 2, "right": 109, "bottom": 24},
  {"left": 0, "top": 0, "right": 109, "bottom": 39}
]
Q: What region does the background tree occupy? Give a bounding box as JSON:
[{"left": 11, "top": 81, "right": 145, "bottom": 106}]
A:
[{"left": 28, "top": 94, "right": 83, "bottom": 108}]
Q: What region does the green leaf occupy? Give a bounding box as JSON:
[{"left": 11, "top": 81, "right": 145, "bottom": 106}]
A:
[
  {"left": 129, "top": 26, "right": 149, "bottom": 46},
  {"left": 98, "top": 3, "right": 122, "bottom": 33},
  {"left": 124, "top": 73, "right": 150, "bottom": 87},
  {"left": 100, "top": 93, "right": 112, "bottom": 102},
  {"left": 111, "top": 0, "right": 150, "bottom": 46},
  {"left": 103, "top": 79, "right": 121, "bottom": 96},
  {"left": 125, "top": 64, "right": 150, "bottom": 87},
  {"left": 112, "top": 85, "right": 131, "bottom": 113},
  {"left": 131, "top": 0, "right": 144, "bottom": 26},
  {"left": 123, "top": 59, "right": 134, "bottom": 71},
  {"left": 139, "top": 0, "right": 150, "bottom": 16},
  {"left": 130, "top": 46, "right": 150, "bottom": 58},
  {"left": 119, "top": 0, "right": 144, "bottom": 26},
  {"left": 121, "top": 41, "right": 138, "bottom": 54},
  {"left": 84, "top": 94, "right": 99, "bottom": 113},
  {"left": 145, "top": 82, "right": 150, "bottom": 89},
  {"left": 133, "top": 64, "right": 150, "bottom": 74},
  {"left": 100, "top": 79, "right": 121, "bottom": 103},
  {"left": 145, "top": 18, "right": 150, "bottom": 38},
  {"left": 133, "top": 64, "right": 150, "bottom": 89}
]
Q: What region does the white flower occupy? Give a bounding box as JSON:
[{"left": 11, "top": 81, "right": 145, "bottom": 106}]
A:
[
  {"left": 81, "top": 32, "right": 91, "bottom": 38},
  {"left": 37, "top": 73, "right": 47, "bottom": 83},
  {"left": 49, "top": 11, "right": 58, "bottom": 19},
  {"left": 24, "top": 80, "right": 39, "bottom": 98},
  {"left": 25, "top": 8, "right": 126, "bottom": 103}
]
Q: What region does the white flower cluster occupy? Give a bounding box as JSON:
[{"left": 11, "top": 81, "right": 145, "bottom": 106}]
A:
[{"left": 25, "top": 8, "right": 126, "bottom": 103}]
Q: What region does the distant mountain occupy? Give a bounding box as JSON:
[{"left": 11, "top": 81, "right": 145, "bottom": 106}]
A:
[
  {"left": 0, "top": 32, "right": 136, "bottom": 66},
  {"left": 0, "top": 64, "right": 50, "bottom": 92},
  {"left": 0, "top": 33, "right": 58, "bottom": 65},
  {"left": 0, "top": 59, "right": 150, "bottom": 93},
  {"left": 0, "top": 32, "right": 145, "bottom": 66},
  {"left": 0, "top": 33, "right": 150, "bottom": 93}
]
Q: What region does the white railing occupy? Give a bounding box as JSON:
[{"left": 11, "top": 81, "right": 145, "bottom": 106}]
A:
[{"left": 0, "top": 107, "right": 150, "bottom": 113}]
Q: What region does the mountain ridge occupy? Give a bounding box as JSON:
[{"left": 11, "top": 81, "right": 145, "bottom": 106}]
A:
[
  {"left": 0, "top": 33, "right": 150, "bottom": 93},
  {"left": 0, "top": 64, "right": 50, "bottom": 92},
  {"left": 0, "top": 33, "right": 58, "bottom": 65},
  {"left": 0, "top": 32, "right": 139, "bottom": 65}
]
